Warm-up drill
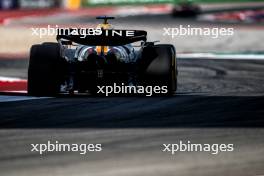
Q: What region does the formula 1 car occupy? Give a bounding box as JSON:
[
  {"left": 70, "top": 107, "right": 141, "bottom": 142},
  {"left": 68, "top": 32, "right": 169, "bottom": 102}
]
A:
[
  {"left": 28, "top": 16, "right": 177, "bottom": 96},
  {"left": 172, "top": 0, "right": 201, "bottom": 17}
]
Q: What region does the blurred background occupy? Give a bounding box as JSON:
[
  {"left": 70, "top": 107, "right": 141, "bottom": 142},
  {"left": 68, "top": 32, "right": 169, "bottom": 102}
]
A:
[{"left": 1, "top": 1, "right": 264, "bottom": 176}]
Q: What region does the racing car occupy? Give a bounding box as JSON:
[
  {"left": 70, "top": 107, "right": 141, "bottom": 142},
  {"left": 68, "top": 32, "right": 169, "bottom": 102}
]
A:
[
  {"left": 28, "top": 16, "right": 177, "bottom": 96},
  {"left": 172, "top": 0, "right": 201, "bottom": 17}
]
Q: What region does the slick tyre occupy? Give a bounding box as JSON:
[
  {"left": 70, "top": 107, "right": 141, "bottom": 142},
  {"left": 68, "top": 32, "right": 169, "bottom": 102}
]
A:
[
  {"left": 142, "top": 44, "right": 177, "bottom": 95},
  {"left": 28, "top": 43, "right": 63, "bottom": 96}
]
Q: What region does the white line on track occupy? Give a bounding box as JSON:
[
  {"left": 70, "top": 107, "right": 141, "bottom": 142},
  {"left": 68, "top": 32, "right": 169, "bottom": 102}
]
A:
[
  {"left": 0, "top": 95, "right": 49, "bottom": 103},
  {"left": 0, "top": 76, "right": 26, "bottom": 82},
  {"left": 178, "top": 53, "right": 264, "bottom": 60}
]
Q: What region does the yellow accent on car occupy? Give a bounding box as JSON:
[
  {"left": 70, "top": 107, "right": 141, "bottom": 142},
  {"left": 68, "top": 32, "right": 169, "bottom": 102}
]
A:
[
  {"left": 96, "top": 46, "right": 109, "bottom": 55},
  {"left": 96, "top": 21, "right": 111, "bottom": 55},
  {"left": 97, "top": 23, "right": 112, "bottom": 30}
]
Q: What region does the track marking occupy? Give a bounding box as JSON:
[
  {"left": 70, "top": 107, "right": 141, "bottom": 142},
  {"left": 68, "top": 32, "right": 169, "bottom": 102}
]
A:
[
  {"left": 0, "top": 76, "right": 45, "bottom": 102},
  {"left": 0, "top": 76, "right": 27, "bottom": 92},
  {"left": 0, "top": 76, "right": 26, "bottom": 82},
  {"left": 0, "top": 95, "right": 49, "bottom": 103},
  {"left": 178, "top": 53, "right": 264, "bottom": 60}
]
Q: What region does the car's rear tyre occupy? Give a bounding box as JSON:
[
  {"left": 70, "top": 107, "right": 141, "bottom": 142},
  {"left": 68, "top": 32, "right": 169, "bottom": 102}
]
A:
[
  {"left": 28, "top": 43, "right": 64, "bottom": 96},
  {"left": 141, "top": 44, "right": 177, "bottom": 95}
]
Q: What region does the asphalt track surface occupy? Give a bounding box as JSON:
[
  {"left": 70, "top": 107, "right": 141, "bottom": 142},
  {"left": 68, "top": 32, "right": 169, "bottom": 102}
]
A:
[{"left": 1, "top": 14, "right": 264, "bottom": 176}]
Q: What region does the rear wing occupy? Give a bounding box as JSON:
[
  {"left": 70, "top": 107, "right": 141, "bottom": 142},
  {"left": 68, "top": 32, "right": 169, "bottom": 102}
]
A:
[{"left": 57, "top": 29, "right": 147, "bottom": 46}]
